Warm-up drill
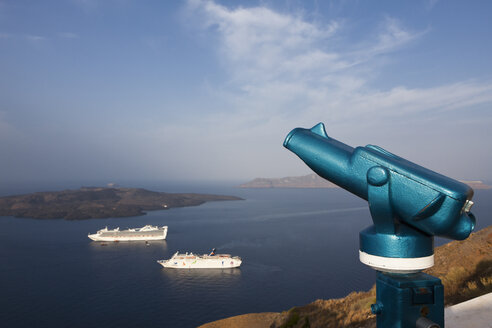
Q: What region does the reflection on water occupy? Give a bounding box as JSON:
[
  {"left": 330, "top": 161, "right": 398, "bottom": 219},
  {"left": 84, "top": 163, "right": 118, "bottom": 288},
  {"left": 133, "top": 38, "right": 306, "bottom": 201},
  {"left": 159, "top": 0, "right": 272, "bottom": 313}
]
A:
[
  {"left": 249, "top": 206, "right": 367, "bottom": 222},
  {"left": 88, "top": 240, "right": 168, "bottom": 252},
  {"left": 159, "top": 267, "right": 242, "bottom": 303},
  {"left": 243, "top": 261, "right": 282, "bottom": 273},
  {"left": 160, "top": 267, "right": 241, "bottom": 280}
]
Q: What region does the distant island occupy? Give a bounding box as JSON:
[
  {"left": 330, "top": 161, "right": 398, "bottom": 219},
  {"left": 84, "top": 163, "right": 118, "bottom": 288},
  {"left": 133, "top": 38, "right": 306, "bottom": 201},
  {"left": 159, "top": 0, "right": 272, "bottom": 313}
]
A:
[
  {"left": 0, "top": 187, "right": 242, "bottom": 220},
  {"left": 239, "top": 174, "right": 337, "bottom": 188},
  {"left": 239, "top": 174, "right": 491, "bottom": 190}
]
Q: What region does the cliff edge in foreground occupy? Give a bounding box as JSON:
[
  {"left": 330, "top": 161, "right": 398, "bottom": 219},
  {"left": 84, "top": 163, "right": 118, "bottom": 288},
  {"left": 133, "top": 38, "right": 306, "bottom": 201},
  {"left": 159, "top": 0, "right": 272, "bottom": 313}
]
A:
[{"left": 200, "top": 224, "right": 492, "bottom": 328}]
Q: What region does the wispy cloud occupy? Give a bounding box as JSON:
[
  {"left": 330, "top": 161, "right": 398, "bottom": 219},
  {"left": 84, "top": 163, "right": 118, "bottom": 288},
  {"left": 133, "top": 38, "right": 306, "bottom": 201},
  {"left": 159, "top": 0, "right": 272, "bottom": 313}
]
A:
[
  {"left": 184, "top": 0, "right": 491, "bottom": 126},
  {"left": 352, "top": 16, "right": 426, "bottom": 65},
  {"left": 2, "top": 32, "right": 77, "bottom": 42},
  {"left": 188, "top": 0, "right": 340, "bottom": 83},
  {"left": 25, "top": 35, "right": 47, "bottom": 42},
  {"left": 58, "top": 32, "right": 79, "bottom": 39}
]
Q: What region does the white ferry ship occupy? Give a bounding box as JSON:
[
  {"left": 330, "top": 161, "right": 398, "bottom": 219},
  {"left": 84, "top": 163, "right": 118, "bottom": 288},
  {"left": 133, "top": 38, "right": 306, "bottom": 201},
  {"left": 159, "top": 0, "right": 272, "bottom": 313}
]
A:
[
  {"left": 88, "top": 225, "right": 168, "bottom": 241},
  {"left": 157, "top": 249, "right": 242, "bottom": 269}
]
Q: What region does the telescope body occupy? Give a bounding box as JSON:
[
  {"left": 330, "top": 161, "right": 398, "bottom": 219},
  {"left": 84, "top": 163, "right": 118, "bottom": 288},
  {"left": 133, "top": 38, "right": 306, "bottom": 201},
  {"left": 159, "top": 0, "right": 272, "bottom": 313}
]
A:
[{"left": 283, "top": 123, "right": 475, "bottom": 243}]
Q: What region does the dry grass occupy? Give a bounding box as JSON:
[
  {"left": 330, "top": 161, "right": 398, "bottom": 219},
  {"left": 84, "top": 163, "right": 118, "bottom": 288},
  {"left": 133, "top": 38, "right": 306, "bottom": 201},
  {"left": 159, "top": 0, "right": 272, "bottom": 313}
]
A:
[
  {"left": 270, "top": 289, "right": 377, "bottom": 328},
  {"left": 441, "top": 259, "right": 492, "bottom": 305}
]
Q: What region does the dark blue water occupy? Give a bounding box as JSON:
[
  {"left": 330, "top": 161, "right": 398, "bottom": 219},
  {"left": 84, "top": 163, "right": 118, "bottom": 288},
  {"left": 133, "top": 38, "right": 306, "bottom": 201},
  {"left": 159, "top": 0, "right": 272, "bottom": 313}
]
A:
[{"left": 1, "top": 184, "right": 491, "bottom": 328}]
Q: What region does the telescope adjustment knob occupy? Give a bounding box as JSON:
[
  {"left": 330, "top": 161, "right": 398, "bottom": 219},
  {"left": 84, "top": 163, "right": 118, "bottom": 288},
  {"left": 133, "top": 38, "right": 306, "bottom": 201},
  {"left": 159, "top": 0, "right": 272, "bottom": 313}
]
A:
[{"left": 367, "top": 166, "right": 389, "bottom": 186}]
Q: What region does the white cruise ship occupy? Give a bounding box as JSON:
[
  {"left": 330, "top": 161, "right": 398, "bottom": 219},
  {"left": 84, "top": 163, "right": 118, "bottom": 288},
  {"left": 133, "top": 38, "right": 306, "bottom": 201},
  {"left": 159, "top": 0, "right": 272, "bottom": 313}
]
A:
[
  {"left": 157, "top": 249, "right": 242, "bottom": 269},
  {"left": 88, "top": 225, "right": 168, "bottom": 241}
]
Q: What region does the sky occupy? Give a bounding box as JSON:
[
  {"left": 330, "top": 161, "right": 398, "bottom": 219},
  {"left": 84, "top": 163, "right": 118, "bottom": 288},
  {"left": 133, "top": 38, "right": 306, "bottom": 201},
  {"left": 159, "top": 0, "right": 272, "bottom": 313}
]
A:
[{"left": 1, "top": 0, "right": 491, "bottom": 185}]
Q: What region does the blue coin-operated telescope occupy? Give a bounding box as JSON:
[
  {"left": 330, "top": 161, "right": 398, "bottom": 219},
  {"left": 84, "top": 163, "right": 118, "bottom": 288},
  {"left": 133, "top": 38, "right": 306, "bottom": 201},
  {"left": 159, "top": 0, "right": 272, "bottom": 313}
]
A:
[{"left": 283, "top": 123, "right": 475, "bottom": 328}]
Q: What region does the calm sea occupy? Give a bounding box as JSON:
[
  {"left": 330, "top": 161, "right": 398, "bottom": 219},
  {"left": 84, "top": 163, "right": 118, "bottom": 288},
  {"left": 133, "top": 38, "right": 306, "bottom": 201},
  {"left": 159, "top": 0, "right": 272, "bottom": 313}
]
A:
[{"left": 1, "top": 183, "right": 491, "bottom": 328}]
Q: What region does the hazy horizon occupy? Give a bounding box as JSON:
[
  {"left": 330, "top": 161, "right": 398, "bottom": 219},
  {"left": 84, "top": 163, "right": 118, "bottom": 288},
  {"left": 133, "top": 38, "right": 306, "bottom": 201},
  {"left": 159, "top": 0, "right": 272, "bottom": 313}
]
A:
[{"left": 1, "top": 0, "right": 491, "bottom": 185}]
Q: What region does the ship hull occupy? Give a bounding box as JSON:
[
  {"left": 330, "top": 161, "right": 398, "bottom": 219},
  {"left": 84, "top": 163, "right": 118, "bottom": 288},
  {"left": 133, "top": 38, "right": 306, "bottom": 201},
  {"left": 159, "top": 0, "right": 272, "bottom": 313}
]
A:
[
  {"left": 88, "top": 226, "right": 167, "bottom": 241},
  {"left": 158, "top": 254, "right": 241, "bottom": 269}
]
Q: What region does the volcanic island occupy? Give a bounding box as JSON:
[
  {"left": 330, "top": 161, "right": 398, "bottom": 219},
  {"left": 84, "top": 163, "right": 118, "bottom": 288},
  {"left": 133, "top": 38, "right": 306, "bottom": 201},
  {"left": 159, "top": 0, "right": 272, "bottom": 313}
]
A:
[{"left": 0, "top": 187, "right": 242, "bottom": 220}]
